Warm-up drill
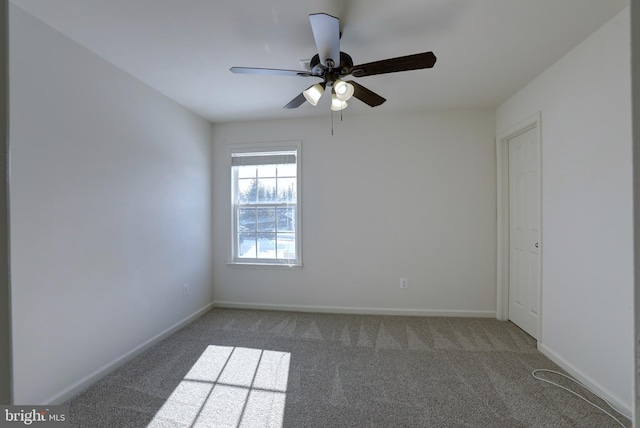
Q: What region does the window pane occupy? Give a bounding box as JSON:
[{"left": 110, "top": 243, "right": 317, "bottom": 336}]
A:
[
  {"left": 238, "top": 233, "right": 256, "bottom": 258},
  {"left": 257, "top": 208, "right": 276, "bottom": 232},
  {"left": 238, "top": 207, "right": 256, "bottom": 232},
  {"left": 238, "top": 179, "right": 258, "bottom": 204},
  {"left": 257, "top": 179, "right": 277, "bottom": 203},
  {"left": 276, "top": 207, "right": 295, "bottom": 232},
  {"left": 277, "top": 164, "right": 296, "bottom": 178},
  {"left": 237, "top": 165, "right": 257, "bottom": 179},
  {"left": 276, "top": 233, "right": 296, "bottom": 259},
  {"left": 276, "top": 178, "right": 296, "bottom": 202},
  {"left": 257, "top": 164, "right": 276, "bottom": 178},
  {"left": 257, "top": 235, "right": 276, "bottom": 259}
]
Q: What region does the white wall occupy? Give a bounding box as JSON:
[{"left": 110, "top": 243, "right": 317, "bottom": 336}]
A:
[
  {"left": 632, "top": 1, "right": 640, "bottom": 423},
  {"left": 10, "top": 5, "right": 214, "bottom": 404},
  {"left": 497, "top": 8, "right": 633, "bottom": 415},
  {"left": 212, "top": 109, "right": 496, "bottom": 316}
]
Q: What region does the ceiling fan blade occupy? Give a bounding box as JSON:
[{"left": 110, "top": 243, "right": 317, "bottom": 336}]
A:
[
  {"left": 347, "top": 81, "right": 386, "bottom": 107},
  {"left": 350, "top": 52, "right": 437, "bottom": 77},
  {"left": 309, "top": 13, "right": 340, "bottom": 67},
  {"left": 283, "top": 92, "right": 307, "bottom": 109},
  {"left": 230, "top": 67, "right": 315, "bottom": 77}
]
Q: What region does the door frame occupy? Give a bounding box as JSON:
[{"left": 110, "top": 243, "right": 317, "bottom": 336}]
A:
[{"left": 496, "top": 112, "right": 542, "bottom": 342}]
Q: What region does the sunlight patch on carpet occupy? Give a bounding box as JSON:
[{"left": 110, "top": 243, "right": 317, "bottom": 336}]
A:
[{"left": 148, "top": 345, "right": 290, "bottom": 427}]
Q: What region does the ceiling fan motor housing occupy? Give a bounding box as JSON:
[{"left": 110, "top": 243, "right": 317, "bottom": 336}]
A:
[{"left": 310, "top": 51, "right": 354, "bottom": 79}]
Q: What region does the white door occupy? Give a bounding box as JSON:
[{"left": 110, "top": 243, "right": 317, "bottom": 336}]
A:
[{"left": 508, "top": 125, "right": 541, "bottom": 339}]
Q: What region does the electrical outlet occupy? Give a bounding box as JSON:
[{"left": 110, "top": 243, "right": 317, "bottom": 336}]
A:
[
  {"left": 400, "top": 278, "right": 409, "bottom": 289},
  {"left": 183, "top": 284, "right": 189, "bottom": 297}
]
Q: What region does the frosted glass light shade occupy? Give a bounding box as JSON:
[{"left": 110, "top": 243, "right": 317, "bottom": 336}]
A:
[
  {"left": 330, "top": 94, "right": 348, "bottom": 111},
  {"left": 333, "top": 79, "right": 354, "bottom": 102},
  {"left": 303, "top": 84, "right": 324, "bottom": 106}
]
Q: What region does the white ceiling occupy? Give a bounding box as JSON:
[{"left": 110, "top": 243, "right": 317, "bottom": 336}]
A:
[{"left": 10, "top": 0, "right": 628, "bottom": 123}]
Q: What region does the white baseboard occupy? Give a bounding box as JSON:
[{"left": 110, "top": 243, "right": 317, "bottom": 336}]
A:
[
  {"left": 538, "top": 342, "right": 632, "bottom": 420},
  {"left": 212, "top": 300, "right": 496, "bottom": 318},
  {"left": 41, "top": 302, "right": 215, "bottom": 405}
]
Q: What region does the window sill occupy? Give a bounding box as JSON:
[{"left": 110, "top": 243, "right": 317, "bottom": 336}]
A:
[{"left": 226, "top": 261, "right": 302, "bottom": 270}]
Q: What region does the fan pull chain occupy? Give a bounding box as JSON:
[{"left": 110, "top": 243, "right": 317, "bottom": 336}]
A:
[{"left": 331, "top": 109, "right": 334, "bottom": 135}]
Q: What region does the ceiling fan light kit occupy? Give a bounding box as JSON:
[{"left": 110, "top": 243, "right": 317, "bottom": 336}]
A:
[
  {"left": 230, "top": 13, "right": 437, "bottom": 112},
  {"left": 330, "top": 92, "right": 348, "bottom": 111},
  {"left": 302, "top": 83, "right": 325, "bottom": 106},
  {"left": 333, "top": 79, "right": 355, "bottom": 102}
]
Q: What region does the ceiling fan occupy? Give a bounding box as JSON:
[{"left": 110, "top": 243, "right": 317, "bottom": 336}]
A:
[{"left": 230, "top": 13, "right": 437, "bottom": 111}]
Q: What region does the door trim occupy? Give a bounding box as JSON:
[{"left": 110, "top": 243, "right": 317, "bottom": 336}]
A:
[{"left": 496, "top": 112, "right": 542, "bottom": 342}]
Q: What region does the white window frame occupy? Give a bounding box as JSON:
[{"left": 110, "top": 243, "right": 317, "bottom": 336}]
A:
[{"left": 228, "top": 141, "right": 302, "bottom": 268}]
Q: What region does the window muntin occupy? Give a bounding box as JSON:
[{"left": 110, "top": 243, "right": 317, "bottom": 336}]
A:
[{"left": 231, "top": 146, "right": 300, "bottom": 266}]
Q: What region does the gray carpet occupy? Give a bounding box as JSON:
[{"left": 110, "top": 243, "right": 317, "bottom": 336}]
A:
[{"left": 66, "top": 308, "right": 630, "bottom": 427}]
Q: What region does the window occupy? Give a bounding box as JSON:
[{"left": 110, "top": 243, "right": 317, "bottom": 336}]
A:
[{"left": 230, "top": 143, "right": 301, "bottom": 266}]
